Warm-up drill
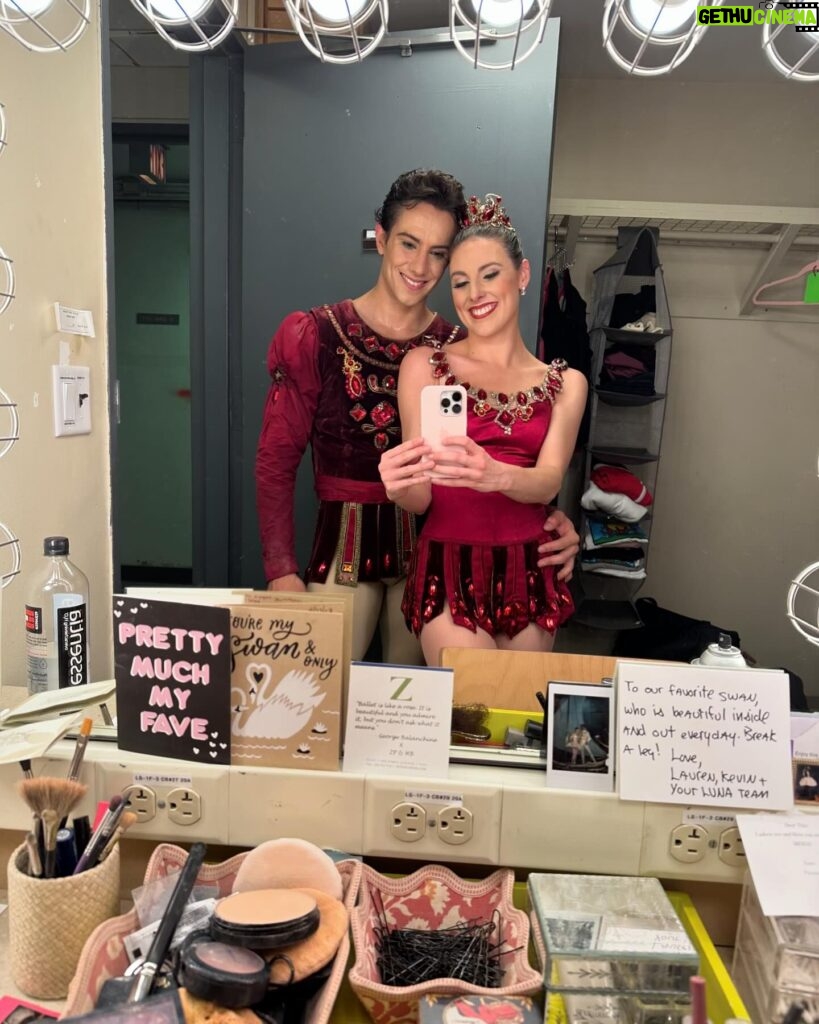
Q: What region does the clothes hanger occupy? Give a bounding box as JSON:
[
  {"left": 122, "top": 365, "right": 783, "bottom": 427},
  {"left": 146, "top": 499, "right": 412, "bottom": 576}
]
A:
[{"left": 751, "top": 258, "right": 819, "bottom": 307}]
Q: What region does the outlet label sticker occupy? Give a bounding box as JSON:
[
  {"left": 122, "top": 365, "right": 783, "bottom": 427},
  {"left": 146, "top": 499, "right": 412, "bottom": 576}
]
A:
[
  {"left": 682, "top": 809, "right": 736, "bottom": 827},
  {"left": 133, "top": 772, "right": 193, "bottom": 787},
  {"left": 615, "top": 661, "right": 793, "bottom": 810},
  {"left": 405, "top": 790, "right": 463, "bottom": 806}
]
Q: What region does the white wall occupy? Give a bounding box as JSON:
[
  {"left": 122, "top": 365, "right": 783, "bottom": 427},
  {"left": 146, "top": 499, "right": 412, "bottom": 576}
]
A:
[
  {"left": 551, "top": 77, "right": 819, "bottom": 698},
  {"left": 0, "top": 21, "right": 113, "bottom": 685}
]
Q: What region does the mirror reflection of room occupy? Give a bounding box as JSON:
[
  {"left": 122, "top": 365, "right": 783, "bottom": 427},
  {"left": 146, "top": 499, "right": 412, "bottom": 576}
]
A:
[{"left": 0, "top": 0, "right": 817, "bottom": 709}]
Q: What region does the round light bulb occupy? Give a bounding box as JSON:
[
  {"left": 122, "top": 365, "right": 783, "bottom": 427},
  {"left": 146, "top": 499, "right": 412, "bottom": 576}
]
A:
[
  {"left": 626, "top": 0, "right": 697, "bottom": 36},
  {"left": 469, "top": 0, "right": 527, "bottom": 29},
  {"left": 3, "top": 0, "right": 54, "bottom": 18},
  {"left": 146, "top": 0, "right": 211, "bottom": 20},
  {"left": 306, "top": 0, "right": 367, "bottom": 24}
]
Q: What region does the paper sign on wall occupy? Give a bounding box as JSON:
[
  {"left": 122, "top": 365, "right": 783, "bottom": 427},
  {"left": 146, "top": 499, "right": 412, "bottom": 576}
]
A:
[
  {"left": 343, "top": 662, "right": 453, "bottom": 777},
  {"left": 114, "top": 597, "right": 231, "bottom": 764},
  {"left": 615, "top": 660, "right": 792, "bottom": 810},
  {"left": 735, "top": 813, "right": 819, "bottom": 916}
]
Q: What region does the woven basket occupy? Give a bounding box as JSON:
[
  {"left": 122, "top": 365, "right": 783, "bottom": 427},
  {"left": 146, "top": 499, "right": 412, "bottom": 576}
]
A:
[
  {"left": 7, "top": 843, "right": 120, "bottom": 1000},
  {"left": 65, "top": 843, "right": 362, "bottom": 1024}
]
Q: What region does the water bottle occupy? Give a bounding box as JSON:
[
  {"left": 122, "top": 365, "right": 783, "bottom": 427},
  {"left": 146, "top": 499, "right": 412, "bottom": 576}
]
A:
[{"left": 25, "top": 536, "right": 90, "bottom": 693}]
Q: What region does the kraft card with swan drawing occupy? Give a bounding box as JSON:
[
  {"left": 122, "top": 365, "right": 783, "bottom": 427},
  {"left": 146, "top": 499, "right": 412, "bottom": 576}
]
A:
[
  {"left": 113, "top": 596, "right": 231, "bottom": 764},
  {"left": 224, "top": 604, "right": 344, "bottom": 771}
]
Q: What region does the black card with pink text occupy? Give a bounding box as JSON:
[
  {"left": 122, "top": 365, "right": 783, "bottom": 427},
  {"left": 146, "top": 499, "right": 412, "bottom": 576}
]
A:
[{"left": 113, "top": 596, "right": 231, "bottom": 764}]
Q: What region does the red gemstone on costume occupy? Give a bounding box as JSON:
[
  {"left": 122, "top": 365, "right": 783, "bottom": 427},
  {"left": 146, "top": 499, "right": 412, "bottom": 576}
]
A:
[
  {"left": 431, "top": 350, "right": 445, "bottom": 363},
  {"left": 445, "top": 375, "right": 456, "bottom": 386},
  {"left": 374, "top": 431, "right": 389, "bottom": 449},
  {"left": 532, "top": 386, "right": 544, "bottom": 400},
  {"left": 433, "top": 366, "right": 447, "bottom": 378},
  {"left": 461, "top": 382, "right": 470, "bottom": 391},
  {"left": 383, "top": 375, "right": 397, "bottom": 391},
  {"left": 347, "top": 323, "right": 363, "bottom": 338},
  {"left": 384, "top": 553, "right": 392, "bottom": 569},
  {"left": 371, "top": 401, "right": 396, "bottom": 428},
  {"left": 517, "top": 392, "right": 528, "bottom": 405},
  {"left": 348, "top": 376, "right": 365, "bottom": 399},
  {"left": 475, "top": 402, "right": 490, "bottom": 417},
  {"left": 349, "top": 403, "right": 367, "bottom": 422},
  {"left": 498, "top": 410, "right": 514, "bottom": 427},
  {"left": 362, "top": 335, "right": 379, "bottom": 353},
  {"left": 498, "top": 392, "right": 508, "bottom": 404},
  {"left": 518, "top": 406, "right": 533, "bottom": 422},
  {"left": 365, "top": 558, "right": 373, "bottom": 573},
  {"left": 476, "top": 389, "right": 487, "bottom": 401},
  {"left": 385, "top": 343, "right": 401, "bottom": 361}
]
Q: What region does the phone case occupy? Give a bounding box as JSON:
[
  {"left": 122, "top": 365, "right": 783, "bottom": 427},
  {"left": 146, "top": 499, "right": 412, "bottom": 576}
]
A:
[{"left": 420, "top": 384, "right": 467, "bottom": 480}]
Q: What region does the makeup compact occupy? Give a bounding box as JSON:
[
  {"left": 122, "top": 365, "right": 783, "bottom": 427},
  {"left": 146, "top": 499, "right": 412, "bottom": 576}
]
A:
[
  {"left": 211, "top": 889, "right": 320, "bottom": 950},
  {"left": 177, "top": 933, "right": 269, "bottom": 1009}
]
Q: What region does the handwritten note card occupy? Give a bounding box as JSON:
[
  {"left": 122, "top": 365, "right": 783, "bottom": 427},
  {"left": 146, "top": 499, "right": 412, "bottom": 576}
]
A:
[
  {"left": 615, "top": 661, "right": 792, "bottom": 809},
  {"left": 735, "top": 813, "right": 819, "bottom": 916},
  {"left": 343, "top": 662, "right": 453, "bottom": 777}
]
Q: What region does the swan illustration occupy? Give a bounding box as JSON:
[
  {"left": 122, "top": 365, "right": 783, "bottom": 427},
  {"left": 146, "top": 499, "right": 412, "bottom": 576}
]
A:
[{"left": 232, "top": 664, "right": 326, "bottom": 740}]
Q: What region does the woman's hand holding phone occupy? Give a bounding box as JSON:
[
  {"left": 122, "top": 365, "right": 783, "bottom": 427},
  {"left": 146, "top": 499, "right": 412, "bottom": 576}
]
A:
[{"left": 378, "top": 437, "right": 434, "bottom": 500}]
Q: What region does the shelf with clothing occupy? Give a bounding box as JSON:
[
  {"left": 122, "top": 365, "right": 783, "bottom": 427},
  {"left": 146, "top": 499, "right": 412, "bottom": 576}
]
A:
[{"left": 573, "top": 226, "right": 672, "bottom": 630}]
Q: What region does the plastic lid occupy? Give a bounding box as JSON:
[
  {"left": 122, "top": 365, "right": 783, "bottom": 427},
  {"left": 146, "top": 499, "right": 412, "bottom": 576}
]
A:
[{"left": 44, "top": 536, "right": 69, "bottom": 555}]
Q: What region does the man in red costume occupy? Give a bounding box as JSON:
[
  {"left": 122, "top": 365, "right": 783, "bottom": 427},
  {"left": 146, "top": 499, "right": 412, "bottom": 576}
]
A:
[{"left": 255, "top": 169, "right": 579, "bottom": 663}]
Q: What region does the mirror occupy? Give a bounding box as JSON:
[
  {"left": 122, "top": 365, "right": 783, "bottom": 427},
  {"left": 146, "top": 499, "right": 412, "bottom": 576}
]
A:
[{"left": 106, "top": 0, "right": 818, "bottom": 704}]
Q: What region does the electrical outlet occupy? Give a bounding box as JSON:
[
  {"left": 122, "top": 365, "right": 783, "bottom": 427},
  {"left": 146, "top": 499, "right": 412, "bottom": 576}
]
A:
[
  {"left": 390, "top": 801, "right": 426, "bottom": 842},
  {"left": 123, "top": 785, "right": 157, "bottom": 823},
  {"left": 436, "top": 805, "right": 473, "bottom": 846},
  {"left": 167, "top": 787, "right": 202, "bottom": 827},
  {"left": 718, "top": 826, "right": 747, "bottom": 868},
  {"left": 669, "top": 823, "right": 709, "bottom": 863}
]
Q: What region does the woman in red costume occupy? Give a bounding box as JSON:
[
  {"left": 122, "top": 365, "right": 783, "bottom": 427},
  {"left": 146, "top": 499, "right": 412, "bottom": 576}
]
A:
[
  {"left": 256, "top": 172, "right": 580, "bottom": 663},
  {"left": 380, "top": 194, "right": 587, "bottom": 666}
]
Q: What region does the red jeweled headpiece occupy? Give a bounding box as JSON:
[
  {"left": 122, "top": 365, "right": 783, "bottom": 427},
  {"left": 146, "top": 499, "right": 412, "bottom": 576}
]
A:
[{"left": 461, "top": 193, "right": 513, "bottom": 230}]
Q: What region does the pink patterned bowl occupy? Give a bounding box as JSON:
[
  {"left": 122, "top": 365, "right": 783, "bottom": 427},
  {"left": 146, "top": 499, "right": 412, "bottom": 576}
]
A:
[
  {"left": 64, "top": 843, "right": 361, "bottom": 1024},
  {"left": 349, "top": 864, "right": 542, "bottom": 1024}
]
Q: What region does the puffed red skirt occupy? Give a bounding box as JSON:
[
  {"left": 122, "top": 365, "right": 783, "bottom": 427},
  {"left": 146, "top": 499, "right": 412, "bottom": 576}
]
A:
[{"left": 402, "top": 534, "right": 575, "bottom": 640}]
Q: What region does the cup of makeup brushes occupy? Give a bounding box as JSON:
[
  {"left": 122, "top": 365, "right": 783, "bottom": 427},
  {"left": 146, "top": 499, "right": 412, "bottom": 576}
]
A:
[{"left": 7, "top": 842, "right": 121, "bottom": 999}]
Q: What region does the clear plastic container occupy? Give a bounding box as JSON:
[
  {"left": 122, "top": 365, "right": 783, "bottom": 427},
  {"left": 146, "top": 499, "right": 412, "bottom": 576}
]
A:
[{"left": 25, "top": 535, "right": 90, "bottom": 693}]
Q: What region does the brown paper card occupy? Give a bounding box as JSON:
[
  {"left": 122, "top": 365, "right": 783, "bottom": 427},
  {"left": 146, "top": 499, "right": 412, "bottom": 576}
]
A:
[{"left": 226, "top": 604, "right": 344, "bottom": 772}]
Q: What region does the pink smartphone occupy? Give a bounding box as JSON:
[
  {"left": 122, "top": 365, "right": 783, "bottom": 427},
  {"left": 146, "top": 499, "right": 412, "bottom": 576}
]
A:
[{"left": 420, "top": 384, "right": 468, "bottom": 479}]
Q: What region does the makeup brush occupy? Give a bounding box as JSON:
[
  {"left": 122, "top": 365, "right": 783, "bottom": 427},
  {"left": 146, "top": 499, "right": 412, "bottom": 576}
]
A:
[
  {"left": 99, "top": 810, "right": 138, "bottom": 862},
  {"left": 19, "top": 759, "right": 33, "bottom": 779},
  {"left": 74, "top": 794, "right": 124, "bottom": 874},
  {"left": 41, "top": 808, "right": 59, "bottom": 879},
  {"left": 67, "top": 717, "right": 93, "bottom": 782},
  {"left": 25, "top": 830, "right": 42, "bottom": 878},
  {"left": 18, "top": 777, "right": 87, "bottom": 871}
]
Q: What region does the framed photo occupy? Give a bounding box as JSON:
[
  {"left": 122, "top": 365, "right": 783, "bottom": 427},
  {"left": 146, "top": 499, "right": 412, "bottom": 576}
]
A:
[
  {"left": 546, "top": 682, "right": 614, "bottom": 792},
  {"left": 793, "top": 759, "right": 819, "bottom": 805}
]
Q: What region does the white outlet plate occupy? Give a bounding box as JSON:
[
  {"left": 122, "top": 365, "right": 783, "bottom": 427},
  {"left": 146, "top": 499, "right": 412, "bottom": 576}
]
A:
[
  {"left": 167, "top": 787, "right": 202, "bottom": 827},
  {"left": 94, "top": 754, "right": 230, "bottom": 844},
  {"left": 639, "top": 805, "right": 746, "bottom": 882},
  {"left": 669, "top": 823, "right": 709, "bottom": 863},
  {"left": 228, "top": 768, "right": 365, "bottom": 852},
  {"left": 391, "top": 801, "right": 426, "bottom": 842},
  {"left": 437, "top": 805, "right": 473, "bottom": 846},
  {"left": 364, "top": 776, "right": 501, "bottom": 862},
  {"left": 718, "top": 826, "right": 747, "bottom": 868}
]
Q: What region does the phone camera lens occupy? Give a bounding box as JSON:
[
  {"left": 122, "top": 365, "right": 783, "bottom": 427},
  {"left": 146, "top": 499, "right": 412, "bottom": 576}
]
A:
[
  {"left": 452, "top": 392, "right": 463, "bottom": 402},
  {"left": 441, "top": 398, "right": 451, "bottom": 408},
  {"left": 452, "top": 404, "right": 462, "bottom": 415}
]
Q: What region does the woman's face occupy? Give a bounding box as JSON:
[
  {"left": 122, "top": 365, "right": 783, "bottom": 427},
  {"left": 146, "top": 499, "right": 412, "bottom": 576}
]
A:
[
  {"left": 375, "top": 202, "right": 457, "bottom": 309},
  {"left": 449, "top": 236, "right": 529, "bottom": 338}
]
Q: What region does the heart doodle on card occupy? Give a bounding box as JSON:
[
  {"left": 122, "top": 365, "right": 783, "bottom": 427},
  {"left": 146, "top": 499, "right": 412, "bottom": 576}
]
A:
[
  {"left": 210, "top": 750, "right": 217, "bottom": 758},
  {"left": 210, "top": 731, "right": 218, "bottom": 739},
  {"left": 130, "top": 607, "right": 138, "bottom": 614},
  {"left": 116, "top": 600, "right": 124, "bottom": 607},
  {"left": 209, "top": 741, "right": 216, "bottom": 747},
  {"left": 247, "top": 663, "right": 271, "bottom": 691},
  {"left": 139, "top": 602, "right": 148, "bottom": 609},
  {"left": 113, "top": 610, "right": 121, "bottom": 618},
  {"left": 193, "top": 747, "right": 200, "bottom": 754},
  {"left": 219, "top": 743, "right": 227, "bottom": 749}
]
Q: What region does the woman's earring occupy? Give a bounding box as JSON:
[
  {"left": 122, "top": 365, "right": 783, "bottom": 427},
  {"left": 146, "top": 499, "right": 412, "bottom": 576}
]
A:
[{"left": 520, "top": 287, "right": 527, "bottom": 296}]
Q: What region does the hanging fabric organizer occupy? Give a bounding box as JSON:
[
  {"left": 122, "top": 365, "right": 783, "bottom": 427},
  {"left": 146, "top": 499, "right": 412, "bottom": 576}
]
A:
[{"left": 574, "top": 227, "right": 673, "bottom": 631}]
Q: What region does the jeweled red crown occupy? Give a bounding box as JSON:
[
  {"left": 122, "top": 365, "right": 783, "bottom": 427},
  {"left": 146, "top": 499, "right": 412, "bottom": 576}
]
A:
[{"left": 462, "top": 193, "right": 513, "bottom": 230}]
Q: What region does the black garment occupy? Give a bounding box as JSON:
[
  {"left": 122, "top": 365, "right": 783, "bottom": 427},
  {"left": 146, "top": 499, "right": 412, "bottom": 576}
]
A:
[
  {"left": 610, "top": 285, "right": 657, "bottom": 330},
  {"left": 539, "top": 267, "right": 592, "bottom": 443}
]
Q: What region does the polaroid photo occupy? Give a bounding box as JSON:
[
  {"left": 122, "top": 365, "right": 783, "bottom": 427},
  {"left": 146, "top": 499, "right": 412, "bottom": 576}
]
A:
[
  {"left": 540, "top": 910, "right": 603, "bottom": 953},
  {"left": 546, "top": 682, "right": 614, "bottom": 792},
  {"left": 793, "top": 759, "right": 819, "bottom": 806}
]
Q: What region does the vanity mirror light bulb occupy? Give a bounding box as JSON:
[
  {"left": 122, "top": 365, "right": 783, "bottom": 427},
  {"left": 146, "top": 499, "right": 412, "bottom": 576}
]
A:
[
  {"left": 145, "top": 0, "right": 212, "bottom": 22},
  {"left": 306, "top": 0, "right": 368, "bottom": 24},
  {"left": 626, "top": 0, "right": 698, "bottom": 37},
  {"left": 2, "top": 0, "right": 54, "bottom": 18},
  {"left": 469, "top": 0, "right": 523, "bottom": 29}
]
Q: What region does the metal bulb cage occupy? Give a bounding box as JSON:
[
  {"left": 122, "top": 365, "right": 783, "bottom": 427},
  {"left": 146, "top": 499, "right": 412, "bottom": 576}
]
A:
[
  {"left": 0, "top": 248, "right": 15, "bottom": 317},
  {"left": 787, "top": 561, "right": 819, "bottom": 647},
  {"left": 450, "top": 0, "right": 552, "bottom": 70},
  {"left": 0, "top": 0, "right": 91, "bottom": 52},
  {"left": 284, "top": 0, "right": 388, "bottom": 64},
  {"left": 128, "top": 0, "right": 238, "bottom": 52},
  {"left": 0, "top": 386, "right": 20, "bottom": 460},
  {"left": 762, "top": 6, "right": 819, "bottom": 83},
  {"left": 0, "top": 103, "right": 6, "bottom": 157},
  {"left": 602, "top": 0, "right": 721, "bottom": 77},
  {"left": 0, "top": 520, "right": 21, "bottom": 589}
]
